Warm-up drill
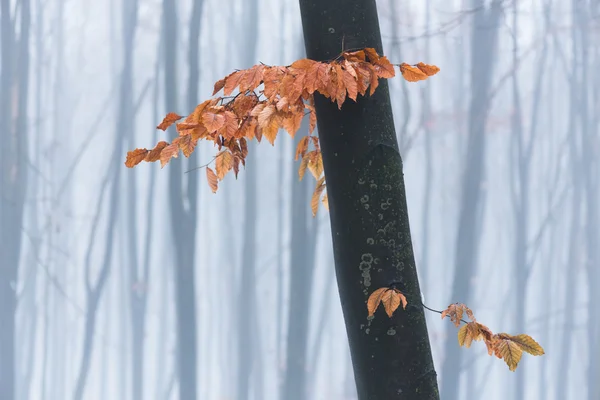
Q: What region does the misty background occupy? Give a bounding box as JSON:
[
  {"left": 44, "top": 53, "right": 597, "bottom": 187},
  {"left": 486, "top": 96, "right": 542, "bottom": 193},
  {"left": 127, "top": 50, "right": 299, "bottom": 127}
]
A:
[{"left": 1, "top": 0, "right": 598, "bottom": 399}]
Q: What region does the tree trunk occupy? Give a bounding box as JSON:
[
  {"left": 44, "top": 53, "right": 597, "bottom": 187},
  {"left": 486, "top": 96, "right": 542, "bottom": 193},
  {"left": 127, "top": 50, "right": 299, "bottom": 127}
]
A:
[
  {"left": 298, "top": 1, "right": 439, "bottom": 398},
  {"left": 0, "top": 0, "right": 30, "bottom": 398},
  {"left": 162, "top": 0, "right": 200, "bottom": 398}
]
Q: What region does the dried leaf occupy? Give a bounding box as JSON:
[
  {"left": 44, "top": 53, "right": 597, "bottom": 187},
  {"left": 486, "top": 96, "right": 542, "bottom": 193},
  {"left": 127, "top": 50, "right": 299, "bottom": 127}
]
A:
[
  {"left": 206, "top": 167, "right": 218, "bottom": 193},
  {"left": 157, "top": 112, "right": 183, "bottom": 131},
  {"left": 295, "top": 136, "right": 309, "bottom": 161},
  {"left": 160, "top": 142, "right": 180, "bottom": 168},
  {"left": 367, "top": 287, "right": 388, "bottom": 317},
  {"left": 311, "top": 176, "right": 326, "bottom": 216},
  {"left": 416, "top": 62, "right": 440, "bottom": 77},
  {"left": 215, "top": 150, "right": 234, "bottom": 180},
  {"left": 125, "top": 148, "right": 149, "bottom": 168},
  {"left": 145, "top": 141, "right": 169, "bottom": 162},
  {"left": 321, "top": 192, "right": 329, "bottom": 210},
  {"left": 400, "top": 63, "right": 428, "bottom": 82}
]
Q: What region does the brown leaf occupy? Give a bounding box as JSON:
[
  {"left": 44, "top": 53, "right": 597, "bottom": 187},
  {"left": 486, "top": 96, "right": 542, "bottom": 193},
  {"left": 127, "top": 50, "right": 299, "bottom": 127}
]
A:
[
  {"left": 206, "top": 167, "right": 218, "bottom": 193},
  {"left": 281, "top": 110, "right": 304, "bottom": 138},
  {"left": 399, "top": 63, "right": 428, "bottom": 82},
  {"left": 380, "top": 289, "right": 406, "bottom": 317},
  {"left": 311, "top": 176, "right": 326, "bottom": 216},
  {"left": 145, "top": 141, "right": 169, "bottom": 162},
  {"left": 295, "top": 136, "right": 309, "bottom": 161},
  {"left": 342, "top": 65, "right": 359, "bottom": 102},
  {"left": 500, "top": 333, "right": 545, "bottom": 356},
  {"left": 202, "top": 110, "right": 226, "bottom": 132},
  {"left": 298, "top": 153, "right": 310, "bottom": 181},
  {"left": 493, "top": 335, "right": 524, "bottom": 372},
  {"left": 157, "top": 112, "right": 183, "bottom": 131},
  {"left": 367, "top": 287, "right": 389, "bottom": 317},
  {"left": 160, "top": 142, "right": 180, "bottom": 168},
  {"left": 178, "top": 134, "right": 196, "bottom": 158},
  {"left": 215, "top": 150, "right": 234, "bottom": 180},
  {"left": 321, "top": 192, "right": 329, "bottom": 211},
  {"left": 239, "top": 64, "right": 265, "bottom": 93},
  {"left": 125, "top": 148, "right": 149, "bottom": 168},
  {"left": 441, "top": 303, "right": 475, "bottom": 327},
  {"left": 373, "top": 56, "right": 396, "bottom": 79},
  {"left": 223, "top": 70, "right": 244, "bottom": 96},
  {"left": 307, "top": 150, "right": 324, "bottom": 179},
  {"left": 416, "top": 62, "right": 440, "bottom": 77},
  {"left": 213, "top": 78, "right": 226, "bottom": 95}
]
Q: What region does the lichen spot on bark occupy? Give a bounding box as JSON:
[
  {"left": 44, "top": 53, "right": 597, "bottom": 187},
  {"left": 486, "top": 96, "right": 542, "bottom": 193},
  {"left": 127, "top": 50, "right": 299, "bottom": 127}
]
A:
[
  {"left": 387, "top": 327, "right": 396, "bottom": 336},
  {"left": 366, "top": 237, "right": 374, "bottom": 245},
  {"left": 359, "top": 253, "right": 374, "bottom": 289}
]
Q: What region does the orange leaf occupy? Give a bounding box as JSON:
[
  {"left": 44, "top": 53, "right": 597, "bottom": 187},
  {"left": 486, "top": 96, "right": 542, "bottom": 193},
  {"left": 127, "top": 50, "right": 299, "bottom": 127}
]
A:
[
  {"left": 223, "top": 70, "right": 244, "bottom": 96},
  {"left": 508, "top": 334, "right": 545, "bottom": 356},
  {"left": 307, "top": 150, "right": 324, "bottom": 179},
  {"left": 145, "top": 141, "right": 169, "bottom": 162},
  {"left": 493, "top": 335, "right": 524, "bottom": 371},
  {"left": 295, "top": 136, "right": 309, "bottom": 161},
  {"left": 125, "top": 148, "right": 149, "bottom": 168},
  {"left": 416, "top": 62, "right": 440, "bottom": 77},
  {"left": 239, "top": 64, "right": 265, "bottom": 93},
  {"left": 215, "top": 150, "right": 234, "bottom": 180},
  {"left": 178, "top": 134, "right": 196, "bottom": 158},
  {"left": 206, "top": 167, "right": 218, "bottom": 193},
  {"left": 311, "top": 176, "right": 326, "bottom": 216},
  {"left": 282, "top": 110, "right": 304, "bottom": 138},
  {"left": 160, "top": 142, "right": 180, "bottom": 168},
  {"left": 157, "top": 112, "right": 183, "bottom": 131},
  {"left": 202, "top": 110, "right": 226, "bottom": 132},
  {"left": 399, "top": 63, "right": 428, "bottom": 82},
  {"left": 373, "top": 56, "right": 396, "bottom": 79},
  {"left": 298, "top": 153, "right": 310, "bottom": 181},
  {"left": 321, "top": 192, "right": 329, "bottom": 211},
  {"left": 213, "top": 78, "right": 226, "bottom": 95},
  {"left": 342, "top": 65, "right": 359, "bottom": 102},
  {"left": 380, "top": 289, "right": 404, "bottom": 317},
  {"left": 441, "top": 303, "right": 475, "bottom": 327},
  {"left": 363, "top": 48, "right": 380, "bottom": 62},
  {"left": 367, "top": 287, "right": 388, "bottom": 317}
]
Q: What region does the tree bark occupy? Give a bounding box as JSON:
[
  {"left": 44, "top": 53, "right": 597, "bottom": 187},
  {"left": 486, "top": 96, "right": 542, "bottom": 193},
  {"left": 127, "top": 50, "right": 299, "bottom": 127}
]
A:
[{"left": 298, "top": 1, "right": 439, "bottom": 398}]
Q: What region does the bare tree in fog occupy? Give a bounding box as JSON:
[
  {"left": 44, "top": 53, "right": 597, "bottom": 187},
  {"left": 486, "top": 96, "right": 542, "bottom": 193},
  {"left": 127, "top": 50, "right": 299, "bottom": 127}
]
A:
[{"left": 0, "top": 0, "right": 30, "bottom": 399}]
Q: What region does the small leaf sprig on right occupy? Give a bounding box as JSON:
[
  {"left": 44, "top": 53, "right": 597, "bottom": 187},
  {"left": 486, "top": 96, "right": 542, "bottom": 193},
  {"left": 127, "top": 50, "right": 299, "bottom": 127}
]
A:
[{"left": 366, "top": 289, "right": 545, "bottom": 371}]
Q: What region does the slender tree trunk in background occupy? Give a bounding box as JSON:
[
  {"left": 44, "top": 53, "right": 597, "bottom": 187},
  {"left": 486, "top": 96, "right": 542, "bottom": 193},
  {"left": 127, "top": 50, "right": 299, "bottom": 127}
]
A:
[
  {"left": 281, "top": 118, "right": 318, "bottom": 400},
  {"left": 236, "top": 1, "right": 260, "bottom": 398},
  {"left": 509, "top": 4, "right": 548, "bottom": 398},
  {"left": 162, "top": 0, "right": 200, "bottom": 398},
  {"left": 298, "top": 1, "right": 439, "bottom": 398},
  {"left": 73, "top": 0, "right": 137, "bottom": 397},
  {"left": 578, "top": 4, "right": 599, "bottom": 398},
  {"left": 0, "top": 0, "right": 30, "bottom": 398},
  {"left": 440, "top": 2, "right": 501, "bottom": 398},
  {"left": 120, "top": 0, "right": 144, "bottom": 399}
]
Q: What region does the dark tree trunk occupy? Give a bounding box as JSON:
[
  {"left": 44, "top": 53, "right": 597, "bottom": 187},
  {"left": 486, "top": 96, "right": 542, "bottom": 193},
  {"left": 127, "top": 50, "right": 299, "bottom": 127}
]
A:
[
  {"left": 162, "top": 0, "right": 200, "bottom": 398},
  {"left": 298, "top": 1, "right": 439, "bottom": 398},
  {"left": 0, "top": 0, "right": 30, "bottom": 398},
  {"left": 440, "top": 2, "right": 502, "bottom": 398}
]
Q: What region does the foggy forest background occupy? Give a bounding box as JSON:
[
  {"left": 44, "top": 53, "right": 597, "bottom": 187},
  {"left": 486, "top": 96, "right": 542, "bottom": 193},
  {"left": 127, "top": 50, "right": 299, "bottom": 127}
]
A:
[{"left": 1, "top": 0, "right": 598, "bottom": 399}]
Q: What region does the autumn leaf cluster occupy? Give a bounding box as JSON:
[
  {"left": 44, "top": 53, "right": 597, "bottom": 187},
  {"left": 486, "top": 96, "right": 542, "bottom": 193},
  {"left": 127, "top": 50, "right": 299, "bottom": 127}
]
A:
[
  {"left": 125, "top": 48, "right": 439, "bottom": 215},
  {"left": 366, "top": 288, "right": 544, "bottom": 371},
  {"left": 441, "top": 303, "right": 544, "bottom": 371}
]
